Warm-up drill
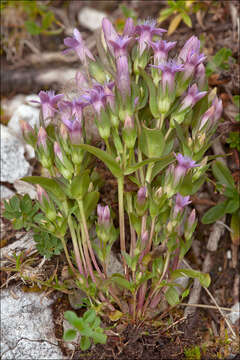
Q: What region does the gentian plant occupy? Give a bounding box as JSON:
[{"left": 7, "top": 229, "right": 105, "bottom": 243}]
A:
[{"left": 4, "top": 17, "right": 223, "bottom": 346}]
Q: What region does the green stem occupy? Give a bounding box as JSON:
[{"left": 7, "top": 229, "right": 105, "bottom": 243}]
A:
[
  {"left": 59, "top": 236, "right": 77, "bottom": 276},
  {"left": 78, "top": 199, "right": 104, "bottom": 279},
  {"left": 105, "top": 137, "right": 111, "bottom": 154},
  {"left": 68, "top": 215, "right": 84, "bottom": 276},
  {"left": 146, "top": 162, "right": 154, "bottom": 184},
  {"left": 117, "top": 176, "right": 128, "bottom": 278},
  {"left": 136, "top": 114, "right": 145, "bottom": 184}
]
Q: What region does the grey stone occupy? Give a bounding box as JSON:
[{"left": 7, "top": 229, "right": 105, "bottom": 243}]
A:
[
  {"left": 0, "top": 185, "right": 15, "bottom": 199},
  {"left": 227, "top": 302, "right": 240, "bottom": 325},
  {"left": 0, "top": 125, "right": 31, "bottom": 183},
  {"left": 78, "top": 7, "right": 106, "bottom": 31},
  {"left": 0, "top": 287, "right": 64, "bottom": 359},
  {"left": 8, "top": 104, "right": 40, "bottom": 136},
  {"left": 63, "top": 319, "right": 81, "bottom": 351},
  {"left": 107, "top": 252, "right": 124, "bottom": 277},
  {"left": 0, "top": 232, "right": 36, "bottom": 260},
  {"left": 14, "top": 180, "right": 37, "bottom": 199},
  {"left": 1, "top": 95, "right": 26, "bottom": 121},
  {"left": 68, "top": 288, "right": 86, "bottom": 310}
]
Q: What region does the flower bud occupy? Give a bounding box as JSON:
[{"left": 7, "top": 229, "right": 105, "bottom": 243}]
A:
[
  {"left": 173, "top": 194, "right": 191, "bottom": 218},
  {"left": 36, "top": 185, "right": 56, "bottom": 221},
  {"left": 122, "top": 115, "right": 137, "bottom": 149},
  {"left": 20, "top": 120, "right": 36, "bottom": 147},
  {"left": 184, "top": 209, "right": 197, "bottom": 240},
  {"left": 137, "top": 187, "right": 147, "bottom": 205},
  {"left": 141, "top": 230, "right": 148, "bottom": 245},
  {"left": 37, "top": 127, "right": 48, "bottom": 150},
  {"left": 97, "top": 204, "right": 111, "bottom": 227}
]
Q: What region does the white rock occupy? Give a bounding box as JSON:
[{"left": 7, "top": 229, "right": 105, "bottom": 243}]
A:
[
  {"left": 8, "top": 104, "right": 40, "bottom": 137},
  {"left": 227, "top": 250, "right": 232, "bottom": 260},
  {"left": 14, "top": 180, "right": 37, "bottom": 199},
  {"left": 78, "top": 7, "right": 106, "bottom": 31},
  {"left": 25, "top": 94, "right": 40, "bottom": 107},
  {"left": 0, "top": 287, "right": 64, "bottom": 359},
  {"left": 0, "top": 185, "right": 15, "bottom": 199},
  {"left": 227, "top": 302, "right": 240, "bottom": 325},
  {"left": 1, "top": 95, "right": 26, "bottom": 120},
  {"left": 0, "top": 125, "right": 31, "bottom": 183},
  {"left": 0, "top": 232, "right": 36, "bottom": 260},
  {"left": 36, "top": 68, "right": 76, "bottom": 86},
  {"left": 63, "top": 319, "right": 81, "bottom": 351}
]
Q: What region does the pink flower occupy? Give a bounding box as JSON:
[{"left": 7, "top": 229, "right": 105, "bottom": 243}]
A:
[{"left": 63, "top": 28, "right": 94, "bottom": 65}]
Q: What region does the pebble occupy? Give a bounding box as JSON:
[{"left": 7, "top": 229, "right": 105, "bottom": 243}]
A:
[
  {"left": 78, "top": 7, "right": 106, "bottom": 31},
  {"left": 0, "top": 125, "right": 31, "bottom": 183}
]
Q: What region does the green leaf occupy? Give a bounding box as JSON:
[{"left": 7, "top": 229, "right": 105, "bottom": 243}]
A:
[
  {"left": 165, "top": 287, "right": 180, "bottom": 306},
  {"left": 42, "top": 11, "right": 54, "bottom": 29},
  {"left": 172, "top": 269, "right": 211, "bottom": 288},
  {"left": 91, "top": 329, "right": 107, "bottom": 344},
  {"left": 24, "top": 20, "right": 41, "bottom": 35},
  {"left": 70, "top": 171, "right": 90, "bottom": 199},
  {"left": 151, "top": 153, "right": 175, "bottom": 180},
  {"left": 168, "top": 14, "right": 182, "bottom": 35},
  {"left": 212, "top": 161, "right": 235, "bottom": 189},
  {"left": 83, "top": 310, "right": 96, "bottom": 324},
  {"left": 80, "top": 336, "right": 91, "bottom": 351},
  {"left": 224, "top": 199, "right": 239, "bottom": 214},
  {"left": 201, "top": 200, "right": 228, "bottom": 224},
  {"left": 83, "top": 192, "right": 100, "bottom": 220},
  {"left": 125, "top": 157, "right": 158, "bottom": 175},
  {"left": 139, "top": 69, "right": 159, "bottom": 118},
  {"left": 181, "top": 12, "right": 192, "bottom": 27},
  {"left": 179, "top": 174, "right": 206, "bottom": 196},
  {"left": 139, "top": 125, "right": 165, "bottom": 158},
  {"left": 173, "top": 120, "right": 188, "bottom": 148},
  {"left": 63, "top": 329, "right": 77, "bottom": 341},
  {"left": 21, "top": 176, "right": 66, "bottom": 201},
  {"left": 74, "top": 144, "right": 122, "bottom": 178},
  {"left": 111, "top": 274, "right": 132, "bottom": 291}
]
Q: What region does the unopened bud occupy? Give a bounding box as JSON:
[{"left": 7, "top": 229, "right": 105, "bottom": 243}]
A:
[
  {"left": 137, "top": 187, "right": 147, "bottom": 205},
  {"left": 37, "top": 127, "right": 47, "bottom": 149},
  {"left": 97, "top": 204, "right": 111, "bottom": 227},
  {"left": 54, "top": 142, "right": 63, "bottom": 162}
]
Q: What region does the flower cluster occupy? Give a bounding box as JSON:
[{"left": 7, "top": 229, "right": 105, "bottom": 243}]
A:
[{"left": 18, "top": 17, "right": 221, "bottom": 326}]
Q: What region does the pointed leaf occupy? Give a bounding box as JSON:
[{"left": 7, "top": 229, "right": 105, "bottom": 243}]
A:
[
  {"left": 201, "top": 200, "right": 228, "bottom": 224},
  {"left": 172, "top": 269, "right": 211, "bottom": 288},
  {"left": 63, "top": 329, "right": 77, "bottom": 341},
  {"left": 212, "top": 161, "right": 235, "bottom": 189},
  {"left": 74, "top": 144, "right": 122, "bottom": 178},
  {"left": 139, "top": 125, "right": 165, "bottom": 158},
  {"left": 168, "top": 14, "right": 182, "bottom": 35},
  {"left": 139, "top": 69, "right": 159, "bottom": 118},
  {"left": 21, "top": 176, "right": 66, "bottom": 201},
  {"left": 80, "top": 336, "right": 91, "bottom": 351},
  {"left": 165, "top": 287, "right": 180, "bottom": 306}
]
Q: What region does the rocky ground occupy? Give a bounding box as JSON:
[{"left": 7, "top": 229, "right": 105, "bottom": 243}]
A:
[{"left": 0, "top": 1, "right": 239, "bottom": 359}]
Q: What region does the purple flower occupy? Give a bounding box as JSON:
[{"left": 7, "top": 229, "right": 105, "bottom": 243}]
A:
[
  {"left": 137, "top": 187, "right": 147, "bottom": 204},
  {"left": 199, "top": 96, "right": 222, "bottom": 130},
  {"left": 97, "top": 204, "right": 111, "bottom": 226},
  {"left": 195, "top": 63, "right": 206, "bottom": 90},
  {"left": 83, "top": 82, "right": 115, "bottom": 115},
  {"left": 123, "top": 18, "right": 135, "bottom": 37},
  {"left": 54, "top": 142, "right": 63, "bottom": 162},
  {"left": 180, "top": 84, "right": 207, "bottom": 111},
  {"left": 116, "top": 55, "right": 131, "bottom": 97},
  {"left": 149, "top": 40, "right": 176, "bottom": 64},
  {"left": 33, "top": 91, "right": 63, "bottom": 122},
  {"left": 174, "top": 153, "right": 199, "bottom": 183},
  {"left": 174, "top": 194, "right": 191, "bottom": 216},
  {"left": 183, "top": 50, "right": 206, "bottom": 80},
  {"left": 59, "top": 100, "right": 86, "bottom": 144},
  {"left": 63, "top": 28, "right": 94, "bottom": 65},
  {"left": 151, "top": 60, "right": 184, "bottom": 93},
  {"left": 109, "top": 35, "right": 132, "bottom": 59},
  {"left": 135, "top": 19, "right": 166, "bottom": 55},
  {"left": 102, "top": 18, "right": 119, "bottom": 55},
  {"left": 179, "top": 36, "right": 201, "bottom": 62},
  {"left": 75, "top": 71, "right": 89, "bottom": 92},
  {"left": 37, "top": 127, "right": 48, "bottom": 149},
  {"left": 212, "top": 96, "right": 223, "bottom": 122}
]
